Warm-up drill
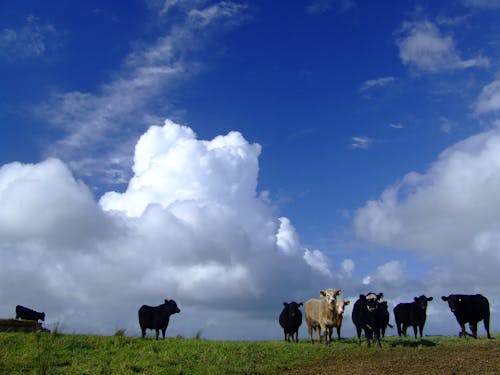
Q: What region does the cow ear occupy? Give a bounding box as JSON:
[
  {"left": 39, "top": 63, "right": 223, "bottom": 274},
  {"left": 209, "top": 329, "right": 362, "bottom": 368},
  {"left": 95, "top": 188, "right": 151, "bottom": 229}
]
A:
[
  {"left": 441, "top": 296, "right": 448, "bottom": 301},
  {"left": 428, "top": 297, "right": 433, "bottom": 301},
  {"left": 319, "top": 291, "right": 326, "bottom": 297},
  {"left": 378, "top": 293, "right": 384, "bottom": 301},
  {"left": 283, "top": 302, "right": 288, "bottom": 307},
  {"left": 299, "top": 302, "right": 303, "bottom": 307},
  {"left": 335, "top": 289, "right": 342, "bottom": 296},
  {"left": 345, "top": 300, "right": 350, "bottom": 305},
  {"left": 414, "top": 297, "right": 418, "bottom": 302},
  {"left": 359, "top": 294, "right": 365, "bottom": 300}
]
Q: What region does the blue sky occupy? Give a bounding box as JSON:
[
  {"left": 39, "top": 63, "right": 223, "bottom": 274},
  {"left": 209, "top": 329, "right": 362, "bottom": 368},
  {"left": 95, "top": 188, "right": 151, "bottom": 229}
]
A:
[{"left": 1, "top": 0, "right": 500, "bottom": 340}]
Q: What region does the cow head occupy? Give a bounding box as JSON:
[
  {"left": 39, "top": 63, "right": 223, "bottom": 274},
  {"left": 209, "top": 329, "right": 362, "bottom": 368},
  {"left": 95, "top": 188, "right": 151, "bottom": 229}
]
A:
[
  {"left": 164, "top": 299, "right": 181, "bottom": 314},
  {"left": 362, "top": 292, "right": 383, "bottom": 312},
  {"left": 415, "top": 295, "right": 433, "bottom": 311},
  {"left": 320, "top": 289, "right": 342, "bottom": 307},
  {"left": 334, "top": 298, "right": 350, "bottom": 315},
  {"left": 283, "top": 301, "right": 303, "bottom": 318},
  {"left": 441, "top": 295, "right": 462, "bottom": 313}
]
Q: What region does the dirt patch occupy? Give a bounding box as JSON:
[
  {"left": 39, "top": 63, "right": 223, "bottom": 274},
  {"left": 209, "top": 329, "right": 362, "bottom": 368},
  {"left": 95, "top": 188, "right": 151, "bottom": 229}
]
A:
[{"left": 290, "top": 340, "right": 500, "bottom": 375}]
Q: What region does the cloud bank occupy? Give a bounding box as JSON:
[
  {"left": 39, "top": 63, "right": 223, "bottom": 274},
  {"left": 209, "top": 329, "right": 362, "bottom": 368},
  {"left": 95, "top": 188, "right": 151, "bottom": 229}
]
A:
[
  {"left": 0, "top": 120, "right": 338, "bottom": 339},
  {"left": 354, "top": 127, "right": 500, "bottom": 295}
]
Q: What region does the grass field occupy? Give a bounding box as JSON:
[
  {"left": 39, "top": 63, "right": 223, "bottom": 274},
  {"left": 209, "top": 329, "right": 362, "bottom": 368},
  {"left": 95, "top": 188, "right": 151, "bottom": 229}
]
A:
[{"left": 0, "top": 331, "right": 498, "bottom": 374}]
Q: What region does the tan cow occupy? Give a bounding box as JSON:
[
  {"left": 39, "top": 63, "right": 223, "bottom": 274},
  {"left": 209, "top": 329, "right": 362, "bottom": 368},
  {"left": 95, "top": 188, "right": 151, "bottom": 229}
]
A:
[{"left": 304, "top": 288, "right": 342, "bottom": 345}]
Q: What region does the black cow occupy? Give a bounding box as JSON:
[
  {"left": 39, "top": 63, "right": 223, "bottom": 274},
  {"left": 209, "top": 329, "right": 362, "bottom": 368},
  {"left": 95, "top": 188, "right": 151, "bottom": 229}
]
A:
[
  {"left": 394, "top": 295, "right": 433, "bottom": 339},
  {"left": 279, "top": 301, "right": 303, "bottom": 343},
  {"left": 352, "top": 292, "right": 384, "bottom": 347},
  {"left": 15, "top": 305, "right": 45, "bottom": 322},
  {"left": 441, "top": 294, "right": 492, "bottom": 339},
  {"left": 378, "top": 301, "right": 393, "bottom": 338},
  {"left": 138, "top": 299, "right": 180, "bottom": 340}
]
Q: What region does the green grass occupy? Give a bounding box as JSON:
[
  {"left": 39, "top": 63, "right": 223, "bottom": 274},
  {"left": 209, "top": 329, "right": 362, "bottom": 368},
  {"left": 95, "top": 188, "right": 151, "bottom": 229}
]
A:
[{"left": 0, "top": 332, "right": 499, "bottom": 374}]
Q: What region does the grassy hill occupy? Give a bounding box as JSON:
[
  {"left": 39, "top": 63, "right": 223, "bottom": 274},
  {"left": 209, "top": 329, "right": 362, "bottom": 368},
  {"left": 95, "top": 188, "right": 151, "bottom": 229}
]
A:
[{"left": 1, "top": 331, "right": 499, "bottom": 374}]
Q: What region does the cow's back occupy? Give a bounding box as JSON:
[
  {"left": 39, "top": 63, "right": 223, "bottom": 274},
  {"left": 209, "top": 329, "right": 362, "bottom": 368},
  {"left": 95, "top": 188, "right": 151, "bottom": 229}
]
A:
[
  {"left": 461, "top": 294, "right": 489, "bottom": 322},
  {"left": 138, "top": 304, "right": 162, "bottom": 328},
  {"left": 394, "top": 302, "right": 411, "bottom": 322}
]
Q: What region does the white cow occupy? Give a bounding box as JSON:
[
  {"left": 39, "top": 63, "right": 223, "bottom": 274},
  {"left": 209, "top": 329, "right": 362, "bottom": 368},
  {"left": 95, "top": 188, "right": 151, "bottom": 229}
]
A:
[{"left": 304, "top": 288, "right": 342, "bottom": 345}]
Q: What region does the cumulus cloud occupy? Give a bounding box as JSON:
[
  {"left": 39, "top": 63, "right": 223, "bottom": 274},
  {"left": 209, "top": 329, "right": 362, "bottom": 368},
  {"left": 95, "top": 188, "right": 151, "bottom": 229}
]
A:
[
  {"left": 475, "top": 80, "right": 500, "bottom": 115},
  {"left": 37, "top": 1, "right": 248, "bottom": 189},
  {"left": 354, "top": 127, "right": 500, "bottom": 297},
  {"left": 362, "top": 260, "right": 407, "bottom": 286},
  {"left": 396, "top": 20, "right": 489, "bottom": 73},
  {"left": 0, "top": 120, "right": 337, "bottom": 339}
]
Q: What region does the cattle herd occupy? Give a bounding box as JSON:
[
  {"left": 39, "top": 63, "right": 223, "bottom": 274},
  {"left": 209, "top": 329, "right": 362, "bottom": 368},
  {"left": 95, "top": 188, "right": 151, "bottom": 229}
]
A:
[
  {"left": 9, "top": 291, "right": 493, "bottom": 344},
  {"left": 279, "top": 289, "right": 493, "bottom": 346}
]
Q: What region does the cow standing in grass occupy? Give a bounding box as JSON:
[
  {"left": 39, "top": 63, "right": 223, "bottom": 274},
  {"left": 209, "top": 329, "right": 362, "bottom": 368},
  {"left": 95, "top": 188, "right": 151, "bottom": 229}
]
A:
[
  {"left": 330, "top": 298, "right": 350, "bottom": 340},
  {"left": 442, "top": 294, "right": 492, "bottom": 339},
  {"left": 138, "top": 299, "right": 180, "bottom": 340},
  {"left": 279, "top": 301, "right": 303, "bottom": 343},
  {"left": 305, "top": 288, "right": 342, "bottom": 345},
  {"left": 378, "top": 301, "right": 393, "bottom": 338},
  {"left": 15, "top": 305, "right": 45, "bottom": 322},
  {"left": 352, "top": 292, "right": 384, "bottom": 347},
  {"left": 394, "top": 295, "right": 433, "bottom": 339}
]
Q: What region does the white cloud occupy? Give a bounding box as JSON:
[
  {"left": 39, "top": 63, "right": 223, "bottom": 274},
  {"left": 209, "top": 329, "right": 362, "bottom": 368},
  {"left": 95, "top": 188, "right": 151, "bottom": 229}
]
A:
[
  {"left": 389, "top": 123, "right": 404, "bottom": 129},
  {"left": 0, "top": 120, "right": 333, "bottom": 338},
  {"left": 38, "top": 1, "right": 248, "bottom": 188},
  {"left": 359, "top": 76, "right": 396, "bottom": 92},
  {"left": 351, "top": 136, "right": 373, "bottom": 149},
  {"left": 0, "top": 15, "right": 59, "bottom": 61},
  {"left": 396, "top": 20, "right": 489, "bottom": 73},
  {"left": 354, "top": 127, "right": 500, "bottom": 297},
  {"left": 362, "top": 260, "right": 407, "bottom": 286},
  {"left": 475, "top": 80, "right": 500, "bottom": 114}
]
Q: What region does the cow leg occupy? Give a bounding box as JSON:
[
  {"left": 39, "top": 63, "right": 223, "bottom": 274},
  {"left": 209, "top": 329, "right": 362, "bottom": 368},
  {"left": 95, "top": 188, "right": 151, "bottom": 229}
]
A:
[
  {"left": 307, "top": 324, "right": 314, "bottom": 344},
  {"left": 375, "top": 331, "right": 381, "bottom": 348},
  {"left": 162, "top": 328, "right": 166, "bottom": 339},
  {"left": 155, "top": 329, "right": 160, "bottom": 340},
  {"left": 324, "top": 327, "right": 331, "bottom": 345},
  {"left": 315, "top": 326, "right": 321, "bottom": 344},
  {"left": 412, "top": 325, "right": 418, "bottom": 339},
  {"left": 337, "top": 325, "right": 341, "bottom": 340},
  {"left": 459, "top": 323, "right": 467, "bottom": 338},
  {"left": 418, "top": 324, "right": 424, "bottom": 339},
  {"left": 141, "top": 328, "right": 146, "bottom": 338},
  {"left": 484, "top": 315, "right": 492, "bottom": 339},
  {"left": 355, "top": 326, "right": 362, "bottom": 345},
  {"left": 365, "top": 329, "right": 373, "bottom": 348},
  {"left": 469, "top": 323, "right": 477, "bottom": 339}
]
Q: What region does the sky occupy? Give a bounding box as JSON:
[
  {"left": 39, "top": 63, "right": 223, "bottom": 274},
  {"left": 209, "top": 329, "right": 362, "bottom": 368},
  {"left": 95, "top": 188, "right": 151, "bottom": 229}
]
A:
[{"left": 1, "top": 0, "right": 500, "bottom": 340}]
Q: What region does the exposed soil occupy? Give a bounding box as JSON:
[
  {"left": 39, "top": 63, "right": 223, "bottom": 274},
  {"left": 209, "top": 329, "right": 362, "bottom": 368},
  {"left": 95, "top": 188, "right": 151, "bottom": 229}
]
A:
[{"left": 291, "top": 340, "right": 500, "bottom": 375}]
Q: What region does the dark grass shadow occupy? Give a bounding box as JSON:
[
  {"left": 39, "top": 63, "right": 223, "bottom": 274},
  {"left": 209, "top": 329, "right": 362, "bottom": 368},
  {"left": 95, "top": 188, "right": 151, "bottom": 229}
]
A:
[{"left": 389, "top": 338, "right": 436, "bottom": 348}]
